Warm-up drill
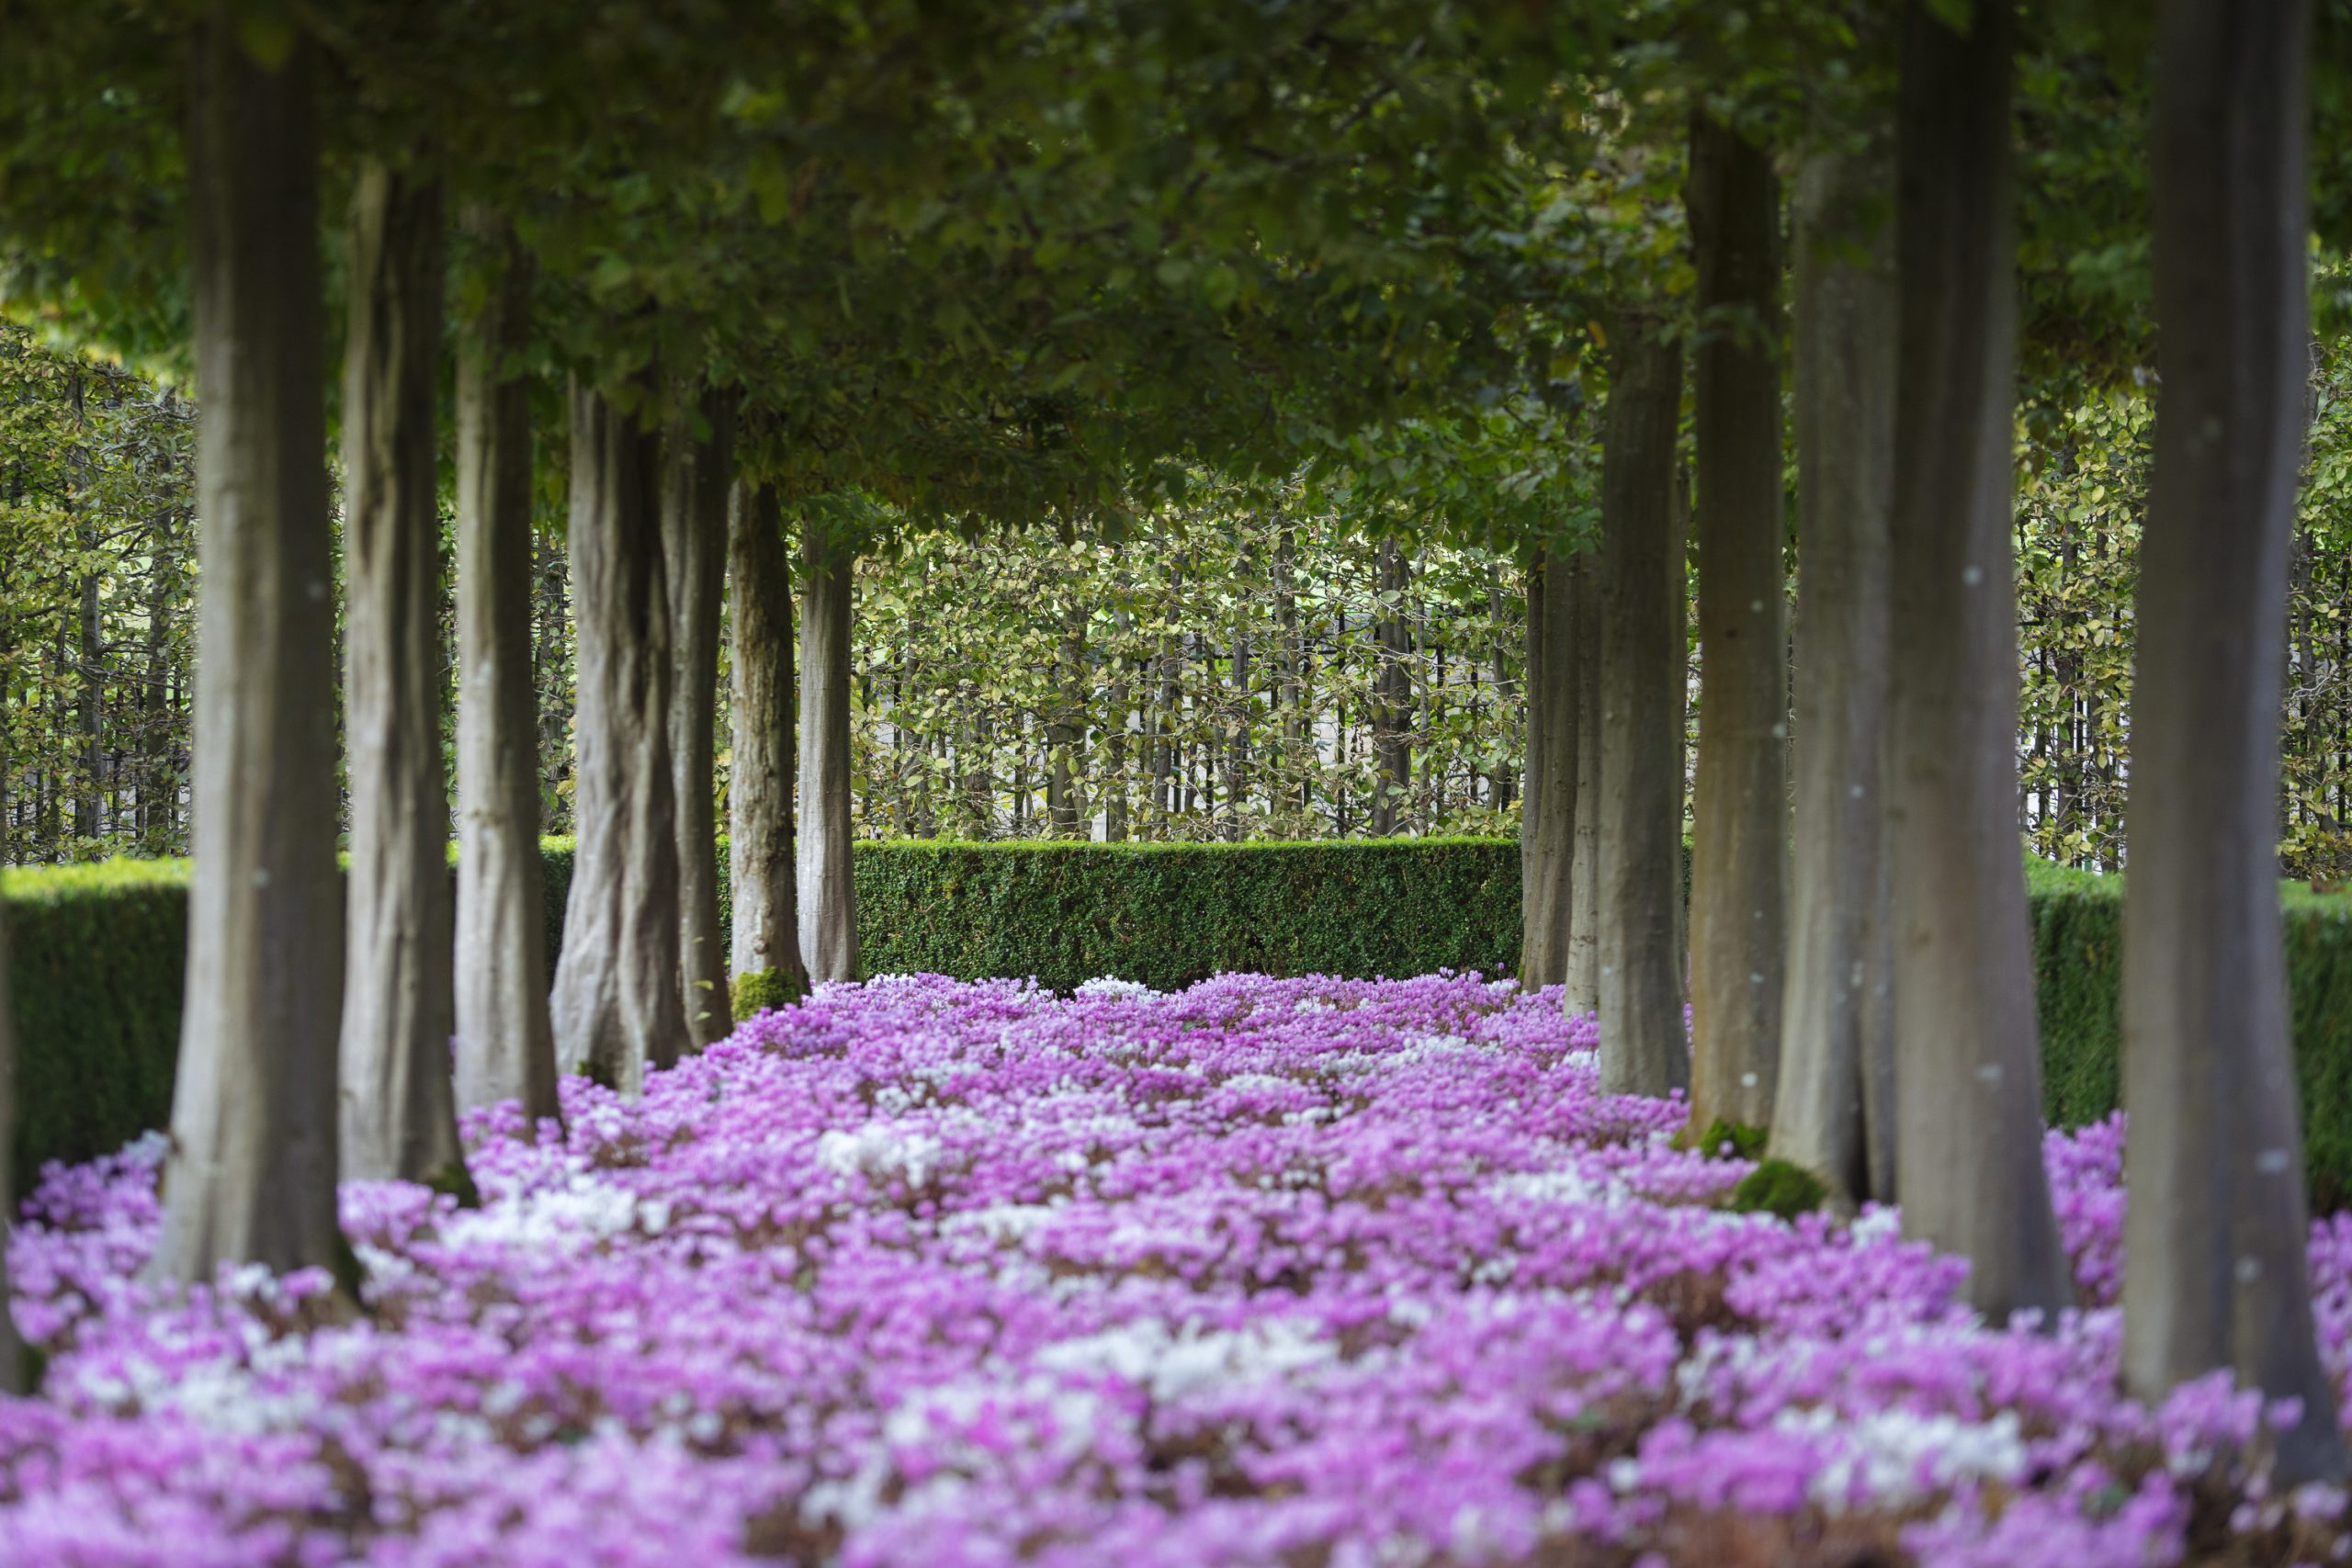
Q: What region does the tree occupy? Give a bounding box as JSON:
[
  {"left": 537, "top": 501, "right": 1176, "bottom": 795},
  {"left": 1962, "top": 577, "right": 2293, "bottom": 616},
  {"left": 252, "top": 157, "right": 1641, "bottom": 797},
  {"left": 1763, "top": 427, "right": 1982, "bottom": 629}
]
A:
[
  {"left": 1771, "top": 132, "right": 1899, "bottom": 1205},
  {"left": 1519, "top": 549, "right": 1577, "bottom": 985},
  {"left": 799, "top": 513, "right": 860, "bottom": 983},
  {"left": 548, "top": 381, "right": 684, "bottom": 1093},
  {"left": 452, "top": 210, "right": 559, "bottom": 1122},
  {"left": 662, "top": 386, "right": 736, "bottom": 1048},
  {"left": 1685, "top": 112, "right": 1789, "bottom": 1134},
  {"left": 150, "top": 12, "right": 344, "bottom": 1281},
  {"left": 727, "top": 478, "right": 809, "bottom": 998},
  {"left": 335, "top": 160, "right": 464, "bottom": 1185},
  {"left": 2122, "top": 0, "right": 2345, "bottom": 1483},
  {"left": 1597, "top": 315, "right": 1689, "bottom": 1099},
  {"left": 1371, "top": 539, "right": 1415, "bottom": 834},
  {"left": 1886, "top": 1, "right": 2069, "bottom": 1321},
  {"left": 1566, "top": 552, "right": 1602, "bottom": 1015}
]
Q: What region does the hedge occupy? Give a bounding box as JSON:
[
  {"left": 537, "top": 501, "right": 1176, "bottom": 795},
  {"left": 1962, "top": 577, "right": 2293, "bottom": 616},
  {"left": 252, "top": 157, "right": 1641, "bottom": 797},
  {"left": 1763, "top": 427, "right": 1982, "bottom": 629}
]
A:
[
  {"left": 3, "top": 858, "right": 192, "bottom": 1201},
  {"left": 849, "top": 839, "right": 1521, "bottom": 992},
  {"left": 2025, "top": 857, "right": 2352, "bottom": 1210},
  {"left": 12, "top": 841, "right": 2352, "bottom": 1203}
]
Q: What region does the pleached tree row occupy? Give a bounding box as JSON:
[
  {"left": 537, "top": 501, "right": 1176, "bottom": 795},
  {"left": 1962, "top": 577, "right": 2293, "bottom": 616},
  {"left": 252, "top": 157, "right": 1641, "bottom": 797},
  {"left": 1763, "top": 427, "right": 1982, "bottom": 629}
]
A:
[
  {"left": 1508, "top": 0, "right": 2346, "bottom": 1482},
  {"left": 0, "top": 0, "right": 2346, "bottom": 1483}
]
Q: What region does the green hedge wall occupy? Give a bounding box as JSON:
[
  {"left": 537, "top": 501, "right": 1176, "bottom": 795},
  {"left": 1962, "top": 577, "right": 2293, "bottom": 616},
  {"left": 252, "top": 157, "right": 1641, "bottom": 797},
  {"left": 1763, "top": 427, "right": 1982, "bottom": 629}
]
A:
[
  {"left": 4, "top": 859, "right": 193, "bottom": 1196},
  {"left": 2025, "top": 857, "right": 2352, "bottom": 1209},
  {"left": 13, "top": 841, "right": 2352, "bottom": 1204},
  {"left": 853, "top": 839, "right": 1521, "bottom": 992}
]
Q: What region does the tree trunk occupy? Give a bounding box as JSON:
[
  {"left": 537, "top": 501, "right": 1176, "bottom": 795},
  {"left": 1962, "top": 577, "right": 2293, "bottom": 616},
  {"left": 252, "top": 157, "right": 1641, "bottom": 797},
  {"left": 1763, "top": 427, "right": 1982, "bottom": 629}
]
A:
[
  {"left": 1888, "top": 3, "right": 2070, "bottom": 1322},
  {"left": 336, "top": 162, "right": 462, "bottom": 1184},
  {"left": 75, "top": 554, "right": 101, "bottom": 842},
  {"left": 548, "top": 381, "right": 684, "bottom": 1095},
  {"left": 1048, "top": 598, "right": 1085, "bottom": 836},
  {"left": 152, "top": 17, "right": 344, "bottom": 1280},
  {"left": 1373, "top": 540, "right": 1412, "bottom": 834},
  {"left": 798, "top": 525, "right": 858, "bottom": 981},
  {"left": 1106, "top": 595, "right": 1133, "bottom": 841},
  {"left": 1686, "top": 115, "right": 1789, "bottom": 1134},
  {"left": 1227, "top": 630, "right": 1250, "bottom": 840},
  {"left": 1154, "top": 633, "right": 1178, "bottom": 818},
  {"left": 451, "top": 208, "right": 557, "bottom": 1123},
  {"left": 2124, "top": 0, "right": 2344, "bottom": 1483},
  {"left": 727, "top": 480, "right": 808, "bottom": 996},
  {"left": 65, "top": 368, "right": 101, "bottom": 846},
  {"left": 1278, "top": 527, "right": 1306, "bottom": 811},
  {"left": 1597, "top": 318, "right": 1690, "bottom": 1097},
  {"left": 661, "top": 387, "right": 735, "bottom": 1048},
  {"left": 1567, "top": 553, "right": 1603, "bottom": 1014},
  {"left": 1521, "top": 548, "right": 1577, "bottom": 987},
  {"left": 1772, "top": 141, "right": 1900, "bottom": 1205}
]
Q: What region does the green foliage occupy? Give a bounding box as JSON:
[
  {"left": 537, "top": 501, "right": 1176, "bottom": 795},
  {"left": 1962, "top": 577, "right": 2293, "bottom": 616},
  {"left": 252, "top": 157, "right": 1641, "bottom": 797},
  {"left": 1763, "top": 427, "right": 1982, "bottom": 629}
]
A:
[
  {"left": 539, "top": 838, "right": 575, "bottom": 974},
  {"left": 332, "top": 1228, "right": 368, "bottom": 1303},
  {"left": 2025, "top": 855, "right": 2125, "bottom": 1135},
  {"left": 0, "top": 326, "right": 197, "bottom": 865},
  {"left": 729, "top": 968, "right": 804, "bottom": 1018},
  {"left": 2015, "top": 391, "right": 2148, "bottom": 871},
  {"left": 1728, "top": 1159, "right": 1827, "bottom": 1222},
  {"left": 18, "top": 1340, "right": 47, "bottom": 1395},
  {"left": 1691, "top": 1119, "right": 1768, "bottom": 1161},
  {"left": 854, "top": 839, "right": 1521, "bottom": 993},
  {"left": 423, "top": 1159, "right": 481, "bottom": 1211},
  {"left": 1, "top": 856, "right": 188, "bottom": 1195},
  {"left": 846, "top": 493, "right": 1528, "bottom": 844},
  {"left": 2027, "top": 856, "right": 2352, "bottom": 1212}
]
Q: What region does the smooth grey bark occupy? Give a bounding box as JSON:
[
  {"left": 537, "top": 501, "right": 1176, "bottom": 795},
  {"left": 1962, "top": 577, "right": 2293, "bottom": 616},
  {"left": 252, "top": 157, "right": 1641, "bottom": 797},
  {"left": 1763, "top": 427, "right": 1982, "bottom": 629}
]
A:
[
  {"left": 452, "top": 209, "right": 558, "bottom": 1124},
  {"left": 1772, "top": 141, "right": 1901, "bottom": 1205},
  {"left": 336, "top": 162, "right": 462, "bottom": 1185},
  {"left": 1686, "top": 115, "right": 1789, "bottom": 1134},
  {"left": 798, "top": 526, "right": 858, "bottom": 982},
  {"left": 1521, "top": 548, "right": 1577, "bottom": 987},
  {"left": 2124, "top": 0, "right": 2344, "bottom": 1483},
  {"left": 549, "top": 382, "right": 685, "bottom": 1094},
  {"left": 728, "top": 480, "right": 809, "bottom": 994},
  {"left": 152, "top": 18, "right": 344, "bottom": 1280},
  {"left": 1888, "top": 4, "right": 2070, "bottom": 1322},
  {"left": 1566, "top": 553, "right": 1602, "bottom": 1014},
  {"left": 1597, "top": 319, "right": 1690, "bottom": 1098},
  {"left": 661, "top": 388, "right": 736, "bottom": 1049}
]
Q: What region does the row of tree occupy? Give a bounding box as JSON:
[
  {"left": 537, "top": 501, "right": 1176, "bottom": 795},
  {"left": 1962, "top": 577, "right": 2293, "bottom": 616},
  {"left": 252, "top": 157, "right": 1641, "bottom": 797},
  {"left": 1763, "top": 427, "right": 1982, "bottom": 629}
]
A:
[
  {"left": 1503, "top": 0, "right": 2349, "bottom": 1487},
  {"left": 0, "top": 0, "right": 2341, "bottom": 1489},
  {"left": 23, "top": 346, "right": 2352, "bottom": 874}
]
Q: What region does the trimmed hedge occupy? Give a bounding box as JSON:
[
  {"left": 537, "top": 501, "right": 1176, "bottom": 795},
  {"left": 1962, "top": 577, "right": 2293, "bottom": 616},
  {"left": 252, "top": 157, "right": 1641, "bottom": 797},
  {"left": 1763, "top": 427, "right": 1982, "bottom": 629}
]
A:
[
  {"left": 5, "top": 839, "right": 1519, "bottom": 1191},
  {"left": 2027, "top": 858, "right": 2352, "bottom": 1210},
  {"left": 14, "top": 841, "right": 2352, "bottom": 1204},
  {"left": 4, "top": 859, "right": 193, "bottom": 1197},
  {"left": 853, "top": 839, "right": 1521, "bottom": 992}
]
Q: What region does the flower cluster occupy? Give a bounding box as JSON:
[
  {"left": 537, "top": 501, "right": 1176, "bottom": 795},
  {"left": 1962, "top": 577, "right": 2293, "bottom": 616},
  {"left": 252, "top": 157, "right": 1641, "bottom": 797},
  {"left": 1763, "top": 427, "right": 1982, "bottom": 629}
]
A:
[{"left": 2, "top": 973, "right": 2346, "bottom": 1566}]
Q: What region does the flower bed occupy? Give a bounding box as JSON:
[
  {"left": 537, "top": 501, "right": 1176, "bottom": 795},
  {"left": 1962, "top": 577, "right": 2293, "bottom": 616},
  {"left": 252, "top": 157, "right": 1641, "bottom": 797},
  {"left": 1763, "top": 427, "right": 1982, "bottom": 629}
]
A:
[{"left": 3, "top": 973, "right": 2348, "bottom": 1566}]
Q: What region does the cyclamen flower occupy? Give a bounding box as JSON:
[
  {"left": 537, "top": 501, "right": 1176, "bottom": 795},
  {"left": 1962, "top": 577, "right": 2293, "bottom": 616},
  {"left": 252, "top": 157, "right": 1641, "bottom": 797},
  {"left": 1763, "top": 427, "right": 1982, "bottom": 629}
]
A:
[{"left": 0, "top": 972, "right": 2343, "bottom": 1566}]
